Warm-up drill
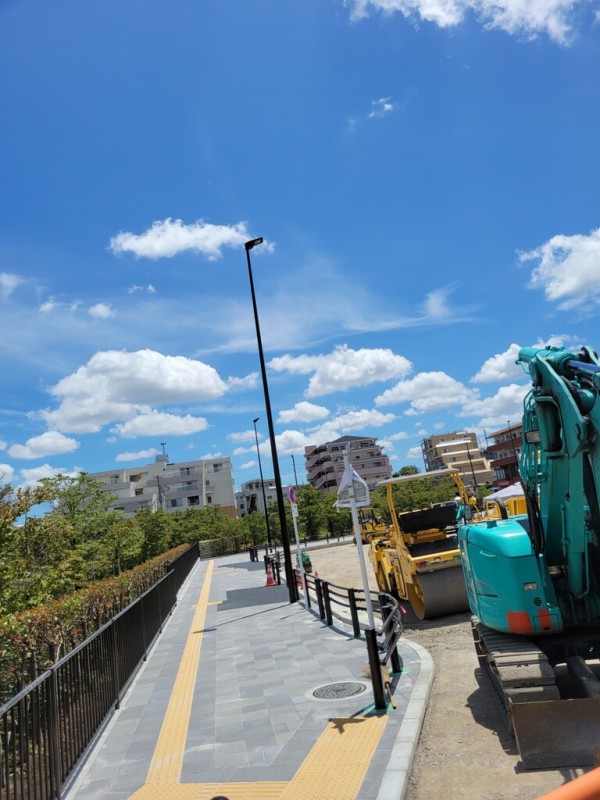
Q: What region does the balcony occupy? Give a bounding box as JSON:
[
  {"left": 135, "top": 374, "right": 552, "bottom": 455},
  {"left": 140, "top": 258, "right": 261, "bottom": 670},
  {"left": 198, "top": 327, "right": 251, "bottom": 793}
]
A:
[{"left": 485, "top": 438, "right": 522, "bottom": 455}]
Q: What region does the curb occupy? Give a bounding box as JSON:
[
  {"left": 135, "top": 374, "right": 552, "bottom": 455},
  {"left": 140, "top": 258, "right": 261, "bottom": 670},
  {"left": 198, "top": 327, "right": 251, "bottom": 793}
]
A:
[{"left": 376, "top": 638, "right": 435, "bottom": 800}]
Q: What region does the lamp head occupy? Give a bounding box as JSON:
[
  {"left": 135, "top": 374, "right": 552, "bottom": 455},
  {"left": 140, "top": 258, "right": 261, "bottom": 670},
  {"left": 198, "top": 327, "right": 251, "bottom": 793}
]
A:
[
  {"left": 253, "top": 417, "right": 259, "bottom": 424},
  {"left": 245, "top": 237, "right": 263, "bottom": 251}
]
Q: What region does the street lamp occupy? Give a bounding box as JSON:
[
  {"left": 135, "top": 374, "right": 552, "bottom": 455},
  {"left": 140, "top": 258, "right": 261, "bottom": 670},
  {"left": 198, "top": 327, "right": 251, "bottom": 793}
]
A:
[
  {"left": 253, "top": 417, "right": 273, "bottom": 550},
  {"left": 465, "top": 439, "right": 478, "bottom": 492},
  {"left": 244, "top": 238, "right": 297, "bottom": 602}
]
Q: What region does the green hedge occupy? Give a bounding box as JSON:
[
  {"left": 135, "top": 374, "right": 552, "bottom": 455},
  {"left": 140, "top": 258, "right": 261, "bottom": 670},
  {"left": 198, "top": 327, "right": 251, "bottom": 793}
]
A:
[{"left": 0, "top": 544, "right": 188, "bottom": 705}]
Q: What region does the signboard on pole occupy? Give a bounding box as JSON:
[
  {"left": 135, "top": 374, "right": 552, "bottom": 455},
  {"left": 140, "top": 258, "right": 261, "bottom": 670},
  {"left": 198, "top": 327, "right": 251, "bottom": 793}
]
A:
[{"left": 288, "top": 487, "right": 297, "bottom": 504}]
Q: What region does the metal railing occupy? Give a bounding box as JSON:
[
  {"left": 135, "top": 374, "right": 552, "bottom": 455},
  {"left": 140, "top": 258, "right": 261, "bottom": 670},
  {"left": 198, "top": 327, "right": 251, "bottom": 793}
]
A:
[
  {"left": 0, "top": 542, "right": 199, "bottom": 800},
  {"left": 291, "top": 568, "right": 403, "bottom": 710}
]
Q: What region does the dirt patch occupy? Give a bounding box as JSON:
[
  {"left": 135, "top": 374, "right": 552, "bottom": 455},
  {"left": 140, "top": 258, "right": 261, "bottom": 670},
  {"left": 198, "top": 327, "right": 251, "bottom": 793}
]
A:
[{"left": 308, "top": 542, "right": 589, "bottom": 800}]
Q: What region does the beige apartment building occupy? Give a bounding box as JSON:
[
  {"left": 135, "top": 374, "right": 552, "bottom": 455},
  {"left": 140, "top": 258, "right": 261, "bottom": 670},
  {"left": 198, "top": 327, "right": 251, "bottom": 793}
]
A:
[
  {"left": 421, "top": 431, "right": 492, "bottom": 489},
  {"left": 90, "top": 453, "right": 236, "bottom": 518},
  {"left": 304, "top": 435, "right": 391, "bottom": 494}
]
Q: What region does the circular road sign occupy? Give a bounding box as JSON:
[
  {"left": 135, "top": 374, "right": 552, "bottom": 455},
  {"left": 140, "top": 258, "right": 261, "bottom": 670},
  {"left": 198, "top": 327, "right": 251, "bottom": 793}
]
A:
[{"left": 288, "top": 487, "right": 297, "bottom": 504}]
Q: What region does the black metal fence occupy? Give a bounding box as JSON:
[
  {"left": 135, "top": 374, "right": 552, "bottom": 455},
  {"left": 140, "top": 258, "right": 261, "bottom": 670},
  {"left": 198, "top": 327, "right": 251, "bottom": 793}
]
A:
[
  {"left": 287, "top": 565, "right": 403, "bottom": 709},
  {"left": 0, "top": 542, "right": 199, "bottom": 800}
]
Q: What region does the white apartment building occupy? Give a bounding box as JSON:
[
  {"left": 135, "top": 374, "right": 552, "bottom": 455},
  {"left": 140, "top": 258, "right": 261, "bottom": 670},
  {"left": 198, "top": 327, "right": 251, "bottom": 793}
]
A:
[
  {"left": 235, "top": 478, "right": 293, "bottom": 517},
  {"left": 90, "top": 453, "right": 236, "bottom": 518},
  {"left": 304, "top": 435, "right": 391, "bottom": 493}
]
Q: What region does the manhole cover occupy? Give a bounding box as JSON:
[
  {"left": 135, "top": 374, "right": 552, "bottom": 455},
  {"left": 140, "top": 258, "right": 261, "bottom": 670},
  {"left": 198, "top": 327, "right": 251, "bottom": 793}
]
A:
[{"left": 312, "top": 682, "right": 367, "bottom": 700}]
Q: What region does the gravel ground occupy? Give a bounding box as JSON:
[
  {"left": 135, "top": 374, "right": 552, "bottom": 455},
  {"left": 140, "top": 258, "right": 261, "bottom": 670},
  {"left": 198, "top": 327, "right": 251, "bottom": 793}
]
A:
[{"left": 307, "top": 541, "right": 590, "bottom": 800}]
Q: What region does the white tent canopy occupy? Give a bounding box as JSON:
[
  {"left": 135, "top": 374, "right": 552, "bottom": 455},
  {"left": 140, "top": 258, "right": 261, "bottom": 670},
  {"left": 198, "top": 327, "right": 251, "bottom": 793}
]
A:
[{"left": 485, "top": 483, "right": 524, "bottom": 502}]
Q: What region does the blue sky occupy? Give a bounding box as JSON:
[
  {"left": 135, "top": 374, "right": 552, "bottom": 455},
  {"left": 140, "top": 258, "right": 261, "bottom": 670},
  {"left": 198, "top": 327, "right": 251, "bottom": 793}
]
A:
[{"left": 2, "top": 0, "right": 600, "bottom": 491}]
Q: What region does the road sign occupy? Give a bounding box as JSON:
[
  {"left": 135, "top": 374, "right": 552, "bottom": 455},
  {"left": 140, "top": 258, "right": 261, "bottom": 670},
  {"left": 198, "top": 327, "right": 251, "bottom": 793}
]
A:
[{"left": 288, "top": 487, "right": 297, "bottom": 504}]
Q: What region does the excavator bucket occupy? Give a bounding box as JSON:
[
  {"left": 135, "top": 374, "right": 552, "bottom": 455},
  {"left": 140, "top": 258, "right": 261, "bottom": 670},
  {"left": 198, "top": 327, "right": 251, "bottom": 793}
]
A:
[{"left": 510, "top": 697, "right": 600, "bottom": 769}]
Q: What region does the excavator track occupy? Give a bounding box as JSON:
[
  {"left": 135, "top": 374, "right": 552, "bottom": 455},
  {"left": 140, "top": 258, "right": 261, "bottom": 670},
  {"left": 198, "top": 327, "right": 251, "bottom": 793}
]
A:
[
  {"left": 471, "top": 618, "right": 559, "bottom": 708},
  {"left": 471, "top": 617, "right": 600, "bottom": 768}
]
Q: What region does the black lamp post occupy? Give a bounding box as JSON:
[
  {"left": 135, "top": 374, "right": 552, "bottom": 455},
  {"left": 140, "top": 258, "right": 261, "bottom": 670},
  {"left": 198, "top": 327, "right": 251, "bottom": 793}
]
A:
[
  {"left": 244, "top": 238, "right": 297, "bottom": 602},
  {"left": 465, "top": 439, "right": 478, "bottom": 491},
  {"left": 253, "top": 416, "right": 273, "bottom": 550}
]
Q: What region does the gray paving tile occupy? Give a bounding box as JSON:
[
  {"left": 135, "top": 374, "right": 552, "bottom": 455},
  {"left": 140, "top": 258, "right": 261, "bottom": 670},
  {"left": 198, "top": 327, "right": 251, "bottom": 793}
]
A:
[{"left": 63, "top": 553, "right": 430, "bottom": 800}]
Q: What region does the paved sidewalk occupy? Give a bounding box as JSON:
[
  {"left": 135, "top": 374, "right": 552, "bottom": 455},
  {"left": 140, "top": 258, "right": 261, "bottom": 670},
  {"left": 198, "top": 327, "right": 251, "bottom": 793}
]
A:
[{"left": 64, "top": 552, "right": 433, "bottom": 800}]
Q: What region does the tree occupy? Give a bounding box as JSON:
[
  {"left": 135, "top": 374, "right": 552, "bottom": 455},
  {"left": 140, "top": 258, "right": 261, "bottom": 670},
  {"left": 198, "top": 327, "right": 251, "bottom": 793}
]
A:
[
  {"left": 136, "top": 508, "right": 172, "bottom": 559},
  {"left": 102, "top": 517, "right": 144, "bottom": 575},
  {"left": 398, "top": 465, "right": 420, "bottom": 476}
]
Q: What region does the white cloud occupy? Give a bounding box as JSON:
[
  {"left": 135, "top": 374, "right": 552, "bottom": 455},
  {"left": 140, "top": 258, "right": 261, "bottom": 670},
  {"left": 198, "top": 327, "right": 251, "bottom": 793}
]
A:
[
  {"left": 88, "top": 302, "right": 116, "bottom": 319},
  {"left": 227, "top": 373, "right": 259, "bottom": 391},
  {"left": 270, "top": 344, "right": 412, "bottom": 397},
  {"left": 272, "top": 429, "right": 315, "bottom": 456},
  {"left": 18, "top": 464, "right": 82, "bottom": 489},
  {"left": 43, "top": 349, "right": 227, "bottom": 433},
  {"left": 369, "top": 97, "right": 394, "bottom": 118},
  {"left": 0, "top": 440, "right": 6, "bottom": 450},
  {"left": 39, "top": 298, "right": 81, "bottom": 314},
  {"left": 200, "top": 451, "right": 223, "bottom": 460},
  {"left": 128, "top": 284, "right": 157, "bottom": 294},
  {"left": 115, "top": 448, "right": 159, "bottom": 462},
  {"left": 113, "top": 411, "right": 210, "bottom": 438},
  {"left": 406, "top": 445, "right": 424, "bottom": 460},
  {"left": 240, "top": 460, "right": 258, "bottom": 470},
  {"left": 233, "top": 446, "right": 252, "bottom": 456},
  {"left": 0, "top": 464, "right": 15, "bottom": 485},
  {"left": 460, "top": 383, "right": 529, "bottom": 427},
  {"left": 346, "top": 0, "right": 583, "bottom": 44},
  {"left": 521, "top": 227, "right": 600, "bottom": 309},
  {"left": 0, "top": 273, "right": 23, "bottom": 300},
  {"left": 390, "top": 431, "right": 408, "bottom": 440},
  {"left": 375, "top": 371, "right": 477, "bottom": 413},
  {"left": 471, "top": 343, "right": 523, "bottom": 383},
  {"left": 278, "top": 401, "right": 330, "bottom": 424},
  {"left": 229, "top": 429, "right": 260, "bottom": 443},
  {"left": 306, "top": 408, "right": 396, "bottom": 444},
  {"left": 109, "top": 218, "right": 273, "bottom": 261},
  {"left": 8, "top": 431, "right": 79, "bottom": 460}
]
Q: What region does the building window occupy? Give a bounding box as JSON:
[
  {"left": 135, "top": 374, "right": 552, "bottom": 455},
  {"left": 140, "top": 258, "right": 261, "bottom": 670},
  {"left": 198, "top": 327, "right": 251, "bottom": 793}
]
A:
[
  {"left": 188, "top": 496, "right": 199, "bottom": 506},
  {"left": 135, "top": 488, "right": 143, "bottom": 496},
  {"left": 110, "top": 476, "right": 119, "bottom": 484},
  {"left": 205, "top": 479, "right": 210, "bottom": 486},
  {"left": 207, "top": 496, "right": 213, "bottom": 504},
  {"left": 213, "top": 463, "right": 222, "bottom": 473},
  {"left": 169, "top": 498, "right": 183, "bottom": 508},
  {"left": 130, "top": 474, "right": 142, "bottom": 482},
  {"left": 180, "top": 467, "right": 191, "bottom": 476}
]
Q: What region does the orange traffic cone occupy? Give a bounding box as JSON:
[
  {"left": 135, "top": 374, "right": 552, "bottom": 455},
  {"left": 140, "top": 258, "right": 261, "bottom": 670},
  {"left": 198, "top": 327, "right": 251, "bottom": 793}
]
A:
[{"left": 265, "top": 561, "right": 276, "bottom": 587}]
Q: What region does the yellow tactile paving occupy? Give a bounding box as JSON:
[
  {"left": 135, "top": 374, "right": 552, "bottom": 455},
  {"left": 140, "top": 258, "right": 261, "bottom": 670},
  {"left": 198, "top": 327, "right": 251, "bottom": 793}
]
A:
[
  {"left": 129, "top": 782, "right": 287, "bottom": 798},
  {"left": 145, "top": 559, "right": 215, "bottom": 785},
  {"left": 279, "top": 715, "right": 387, "bottom": 800},
  {"left": 128, "top": 559, "right": 388, "bottom": 799}
]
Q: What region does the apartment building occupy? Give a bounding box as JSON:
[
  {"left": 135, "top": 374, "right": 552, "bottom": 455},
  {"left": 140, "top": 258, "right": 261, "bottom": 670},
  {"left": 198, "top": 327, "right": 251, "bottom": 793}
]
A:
[
  {"left": 483, "top": 423, "right": 523, "bottom": 487},
  {"left": 235, "top": 478, "right": 293, "bottom": 517},
  {"left": 90, "top": 453, "right": 236, "bottom": 518},
  {"left": 421, "top": 431, "right": 492, "bottom": 489},
  {"left": 304, "top": 435, "right": 391, "bottom": 494}
]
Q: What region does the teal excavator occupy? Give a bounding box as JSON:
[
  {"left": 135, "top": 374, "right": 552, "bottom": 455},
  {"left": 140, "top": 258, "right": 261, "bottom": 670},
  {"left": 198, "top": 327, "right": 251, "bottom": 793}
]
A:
[{"left": 459, "top": 344, "right": 600, "bottom": 769}]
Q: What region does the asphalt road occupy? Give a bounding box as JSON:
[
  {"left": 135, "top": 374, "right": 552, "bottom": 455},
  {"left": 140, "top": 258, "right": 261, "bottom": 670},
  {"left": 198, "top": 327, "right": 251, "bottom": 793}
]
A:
[{"left": 307, "top": 541, "right": 590, "bottom": 800}]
